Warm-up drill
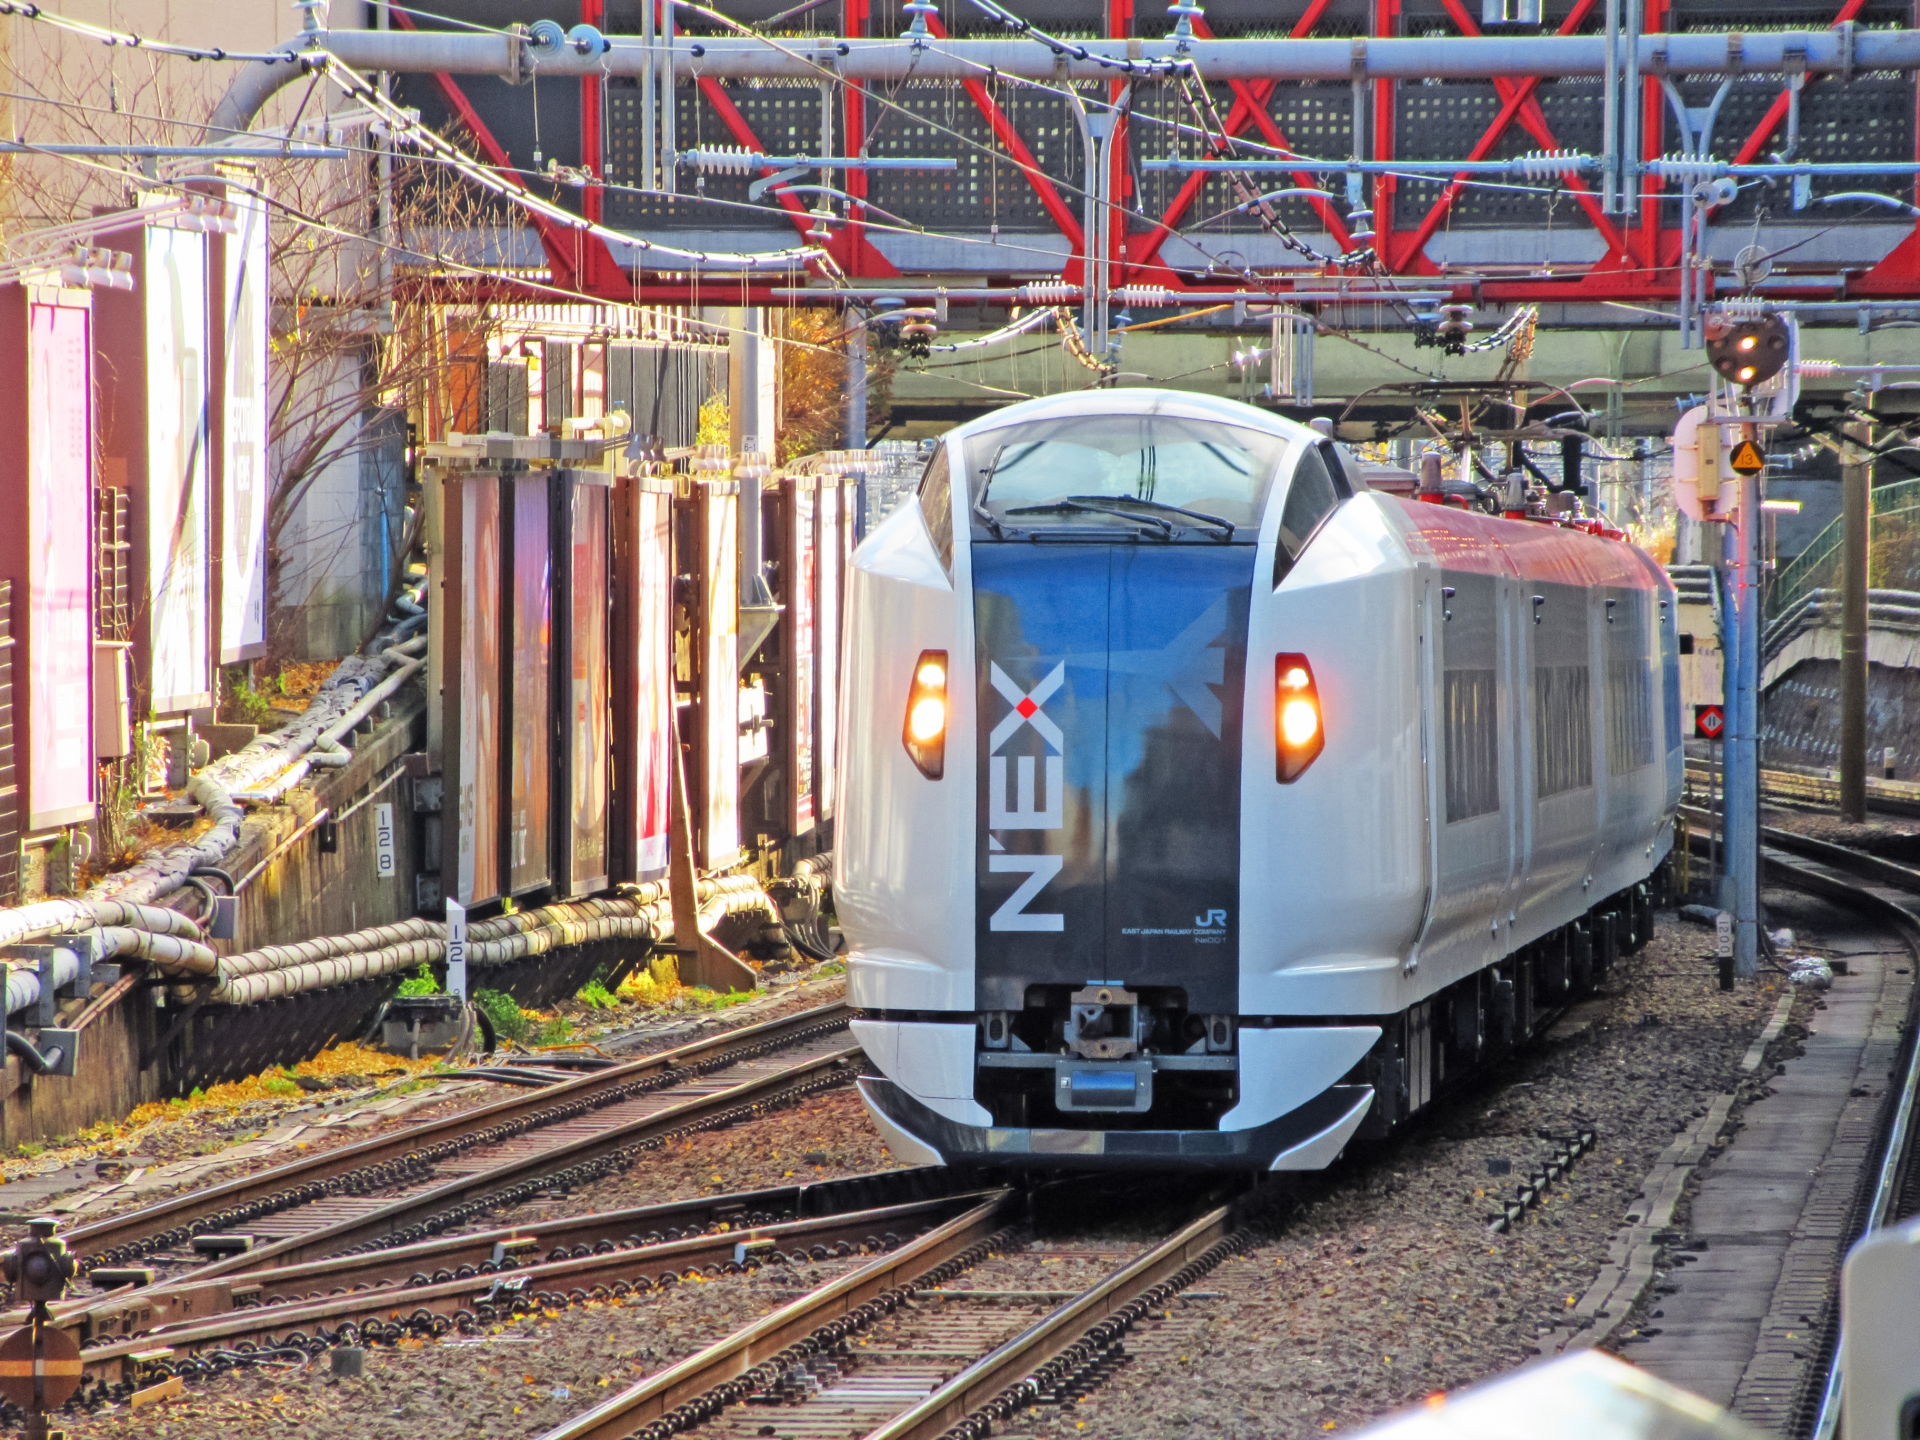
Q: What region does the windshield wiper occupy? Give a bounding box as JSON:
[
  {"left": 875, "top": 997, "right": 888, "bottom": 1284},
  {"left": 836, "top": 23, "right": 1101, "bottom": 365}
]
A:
[
  {"left": 1069, "top": 494, "right": 1235, "bottom": 539},
  {"left": 972, "top": 498, "right": 1006, "bottom": 538},
  {"left": 1004, "top": 499, "right": 1174, "bottom": 538}
]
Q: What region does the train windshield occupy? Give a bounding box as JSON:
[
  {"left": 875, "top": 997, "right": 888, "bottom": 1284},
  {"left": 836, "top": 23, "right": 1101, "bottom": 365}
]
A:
[{"left": 965, "top": 413, "right": 1285, "bottom": 539}]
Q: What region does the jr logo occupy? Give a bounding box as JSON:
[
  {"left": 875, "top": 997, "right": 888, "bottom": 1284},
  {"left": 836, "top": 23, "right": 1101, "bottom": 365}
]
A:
[
  {"left": 1195, "top": 909, "right": 1228, "bottom": 930},
  {"left": 988, "top": 662, "right": 1066, "bottom": 932}
]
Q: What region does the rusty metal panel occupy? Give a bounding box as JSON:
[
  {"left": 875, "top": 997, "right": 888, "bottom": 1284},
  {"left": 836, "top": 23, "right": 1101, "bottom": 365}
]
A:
[
  {"left": 444, "top": 475, "right": 502, "bottom": 908},
  {"left": 554, "top": 470, "right": 611, "bottom": 899},
  {"left": 16, "top": 295, "right": 95, "bottom": 830},
  {"left": 697, "top": 479, "right": 741, "bottom": 870},
  {"left": 505, "top": 473, "right": 553, "bottom": 896},
  {"left": 215, "top": 192, "right": 269, "bottom": 663},
  {"left": 611, "top": 472, "right": 675, "bottom": 882},
  {"left": 784, "top": 475, "right": 818, "bottom": 837}
]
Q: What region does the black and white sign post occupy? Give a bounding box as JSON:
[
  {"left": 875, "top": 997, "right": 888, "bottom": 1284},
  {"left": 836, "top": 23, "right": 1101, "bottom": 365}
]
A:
[{"left": 445, "top": 898, "right": 468, "bottom": 1002}]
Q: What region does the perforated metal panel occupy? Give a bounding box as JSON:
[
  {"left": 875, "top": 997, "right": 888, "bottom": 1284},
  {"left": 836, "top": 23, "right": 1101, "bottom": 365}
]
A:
[
  {"left": 1129, "top": 82, "right": 1357, "bottom": 239},
  {"left": 1393, "top": 79, "right": 1607, "bottom": 229}
]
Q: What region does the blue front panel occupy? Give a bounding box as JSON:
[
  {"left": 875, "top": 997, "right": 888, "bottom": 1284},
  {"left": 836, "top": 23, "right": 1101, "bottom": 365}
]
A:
[{"left": 972, "top": 544, "right": 1252, "bottom": 1012}]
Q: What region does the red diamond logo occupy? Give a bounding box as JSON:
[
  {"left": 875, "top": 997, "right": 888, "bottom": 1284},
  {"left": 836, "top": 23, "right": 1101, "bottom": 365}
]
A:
[{"left": 1016, "top": 698, "right": 1038, "bottom": 719}]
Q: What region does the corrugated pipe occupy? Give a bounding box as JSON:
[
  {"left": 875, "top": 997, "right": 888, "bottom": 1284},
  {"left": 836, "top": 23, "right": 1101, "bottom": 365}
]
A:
[
  {"left": 96, "top": 927, "right": 221, "bottom": 976},
  {"left": 3, "top": 947, "right": 79, "bottom": 1017},
  {"left": 0, "top": 898, "right": 204, "bottom": 951},
  {"left": 193, "top": 878, "right": 781, "bottom": 1005},
  {"left": 86, "top": 773, "right": 244, "bottom": 909},
  {"left": 230, "top": 651, "right": 427, "bottom": 805}
]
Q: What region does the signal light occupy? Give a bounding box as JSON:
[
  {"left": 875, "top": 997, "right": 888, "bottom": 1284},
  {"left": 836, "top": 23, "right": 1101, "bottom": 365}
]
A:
[
  {"left": 1275, "top": 653, "right": 1325, "bottom": 783},
  {"left": 903, "top": 650, "right": 948, "bottom": 779},
  {"left": 1705, "top": 310, "right": 1790, "bottom": 390}
]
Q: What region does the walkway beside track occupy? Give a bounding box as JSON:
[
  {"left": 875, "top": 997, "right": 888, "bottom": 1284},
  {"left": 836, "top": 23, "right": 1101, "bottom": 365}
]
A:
[{"left": 1623, "top": 870, "right": 1916, "bottom": 1431}]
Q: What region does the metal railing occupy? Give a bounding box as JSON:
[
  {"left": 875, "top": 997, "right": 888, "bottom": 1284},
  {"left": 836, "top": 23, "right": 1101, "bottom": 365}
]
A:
[{"left": 1769, "top": 478, "right": 1920, "bottom": 621}]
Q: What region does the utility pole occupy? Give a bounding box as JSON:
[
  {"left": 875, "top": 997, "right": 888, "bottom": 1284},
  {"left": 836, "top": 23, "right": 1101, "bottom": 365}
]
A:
[
  {"left": 1840, "top": 407, "right": 1872, "bottom": 822},
  {"left": 1721, "top": 429, "right": 1761, "bottom": 980},
  {"left": 845, "top": 317, "right": 868, "bottom": 450}
]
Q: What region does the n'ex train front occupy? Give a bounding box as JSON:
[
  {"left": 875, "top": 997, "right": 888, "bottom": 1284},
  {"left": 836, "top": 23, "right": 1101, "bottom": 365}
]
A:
[{"left": 837, "top": 390, "right": 1381, "bottom": 1170}]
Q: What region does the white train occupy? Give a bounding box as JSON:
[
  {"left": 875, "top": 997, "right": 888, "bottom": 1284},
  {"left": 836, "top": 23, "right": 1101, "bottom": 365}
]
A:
[{"left": 837, "top": 390, "right": 1680, "bottom": 1169}]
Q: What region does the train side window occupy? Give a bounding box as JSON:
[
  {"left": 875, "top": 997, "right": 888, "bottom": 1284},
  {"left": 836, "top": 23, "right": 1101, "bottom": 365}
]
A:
[
  {"left": 1273, "top": 443, "right": 1343, "bottom": 588},
  {"left": 919, "top": 443, "right": 954, "bottom": 575}
]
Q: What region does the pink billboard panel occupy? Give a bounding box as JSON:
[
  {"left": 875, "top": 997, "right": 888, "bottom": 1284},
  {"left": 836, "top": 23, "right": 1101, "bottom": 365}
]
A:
[
  {"left": 701, "top": 486, "right": 740, "bottom": 870},
  {"left": 26, "top": 300, "right": 94, "bottom": 827},
  {"left": 627, "top": 479, "right": 673, "bottom": 878},
  {"left": 565, "top": 481, "right": 611, "bottom": 896},
  {"left": 454, "top": 479, "right": 501, "bottom": 906},
  {"left": 507, "top": 475, "right": 552, "bottom": 896},
  {"left": 787, "top": 479, "right": 816, "bottom": 835},
  {"left": 816, "top": 479, "right": 841, "bottom": 823}
]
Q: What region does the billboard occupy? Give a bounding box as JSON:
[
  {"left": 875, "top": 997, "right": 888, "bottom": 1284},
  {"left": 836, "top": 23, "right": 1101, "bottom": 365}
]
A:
[
  {"left": 613, "top": 473, "right": 674, "bottom": 881},
  {"left": 144, "top": 226, "right": 210, "bottom": 713},
  {"left": 699, "top": 483, "right": 740, "bottom": 869},
  {"left": 558, "top": 475, "right": 611, "bottom": 897},
  {"left": 218, "top": 194, "right": 269, "bottom": 662},
  {"left": 786, "top": 477, "right": 817, "bottom": 835},
  {"left": 450, "top": 477, "right": 501, "bottom": 907},
  {"left": 26, "top": 298, "right": 94, "bottom": 827},
  {"left": 506, "top": 474, "right": 552, "bottom": 895}
]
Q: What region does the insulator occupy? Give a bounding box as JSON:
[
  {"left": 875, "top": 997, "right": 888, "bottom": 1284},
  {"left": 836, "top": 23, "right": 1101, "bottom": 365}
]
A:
[
  {"left": 1796, "top": 358, "right": 1838, "bottom": 379},
  {"left": 1508, "top": 150, "right": 1587, "bottom": 179},
  {"left": 687, "top": 146, "right": 758, "bottom": 175},
  {"left": 1019, "top": 281, "right": 1079, "bottom": 305},
  {"left": 1114, "top": 285, "right": 1169, "bottom": 307},
  {"left": 1646, "top": 154, "right": 1722, "bottom": 183}
]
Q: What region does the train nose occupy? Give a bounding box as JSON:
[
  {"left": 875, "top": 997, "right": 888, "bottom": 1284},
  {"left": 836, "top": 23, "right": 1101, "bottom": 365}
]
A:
[{"left": 970, "top": 543, "right": 1256, "bottom": 1017}]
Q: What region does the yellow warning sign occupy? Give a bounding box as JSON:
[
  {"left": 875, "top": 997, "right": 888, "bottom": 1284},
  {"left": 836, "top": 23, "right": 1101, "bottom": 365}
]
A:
[{"left": 1729, "top": 439, "right": 1766, "bottom": 476}]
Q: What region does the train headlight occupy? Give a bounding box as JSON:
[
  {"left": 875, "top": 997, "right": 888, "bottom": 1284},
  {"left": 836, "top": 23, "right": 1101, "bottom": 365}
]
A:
[
  {"left": 1275, "top": 653, "right": 1325, "bottom": 783},
  {"left": 903, "top": 650, "right": 949, "bottom": 779}
]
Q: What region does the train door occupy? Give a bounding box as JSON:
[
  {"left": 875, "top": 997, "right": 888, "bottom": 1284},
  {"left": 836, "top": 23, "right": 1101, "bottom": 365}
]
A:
[
  {"left": 1523, "top": 581, "right": 1598, "bottom": 936},
  {"left": 1426, "top": 569, "right": 1509, "bottom": 980}
]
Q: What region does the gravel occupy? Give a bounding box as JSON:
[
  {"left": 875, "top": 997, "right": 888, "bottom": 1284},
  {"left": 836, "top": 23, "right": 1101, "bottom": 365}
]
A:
[
  {"left": 1005, "top": 911, "right": 1804, "bottom": 1439},
  {"left": 30, "top": 911, "right": 1812, "bottom": 1439},
  {"left": 8, "top": 976, "right": 849, "bottom": 1235},
  {"left": 67, "top": 1259, "right": 865, "bottom": 1440}
]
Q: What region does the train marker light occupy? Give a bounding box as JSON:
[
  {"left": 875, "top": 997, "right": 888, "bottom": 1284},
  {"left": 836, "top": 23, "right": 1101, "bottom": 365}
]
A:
[
  {"left": 904, "top": 649, "right": 949, "bottom": 779},
  {"left": 1275, "top": 653, "right": 1325, "bottom": 783}
]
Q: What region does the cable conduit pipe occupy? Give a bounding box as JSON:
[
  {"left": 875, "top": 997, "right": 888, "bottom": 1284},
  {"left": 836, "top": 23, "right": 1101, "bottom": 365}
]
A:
[
  {"left": 2, "top": 947, "right": 79, "bottom": 1017},
  {"left": 0, "top": 899, "right": 204, "bottom": 951},
  {"left": 229, "top": 653, "right": 426, "bottom": 805},
  {"left": 6, "top": 1032, "right": 69, "bottom": 1076}
]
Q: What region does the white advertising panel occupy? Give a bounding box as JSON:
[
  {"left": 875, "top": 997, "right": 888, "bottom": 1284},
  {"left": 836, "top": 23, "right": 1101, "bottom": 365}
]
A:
[
  {"left": 145, "top": 226, "right": 211, "bottom": 712},
  {"left": 220, "top": 195, "right": 269, "bottom": 661}
]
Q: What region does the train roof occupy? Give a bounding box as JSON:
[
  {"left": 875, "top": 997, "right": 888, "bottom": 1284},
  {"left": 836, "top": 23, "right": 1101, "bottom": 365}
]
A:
[{"left": 943, "top": 388, "right": 1323, "bottom": 446}]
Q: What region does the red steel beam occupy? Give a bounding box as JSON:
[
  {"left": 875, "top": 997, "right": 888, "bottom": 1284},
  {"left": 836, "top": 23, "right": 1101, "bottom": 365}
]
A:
[
  {"left": 923, "top": 13, "right": 1084, "bottom": 255},
  {"left": 1390, "top": 0, "right": 1619, "bottom": 271},
  {"left": 392, "top": 11, "right": 607, "bottom": 293},
  {"left": 1127, "top": 0, "right": 1344, "bottom": 280},
  {"left": 1731, "top": 0, "right": 1866, "bottom": 164}
]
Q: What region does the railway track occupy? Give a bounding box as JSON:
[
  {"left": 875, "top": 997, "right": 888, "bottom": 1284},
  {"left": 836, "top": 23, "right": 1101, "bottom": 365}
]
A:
[
  {"left": 40, "top": 1000, "right": 856, "bottom": 1341},
  {"left": 1683, "top": 757, "right": 1920, "bottom": 819},
  {"left": 530, "top": 1185, "right": 1278, "bottom": 1440},
  {"left": 1674, "top": 811, "right": 1920, "bottom": 1438}
]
